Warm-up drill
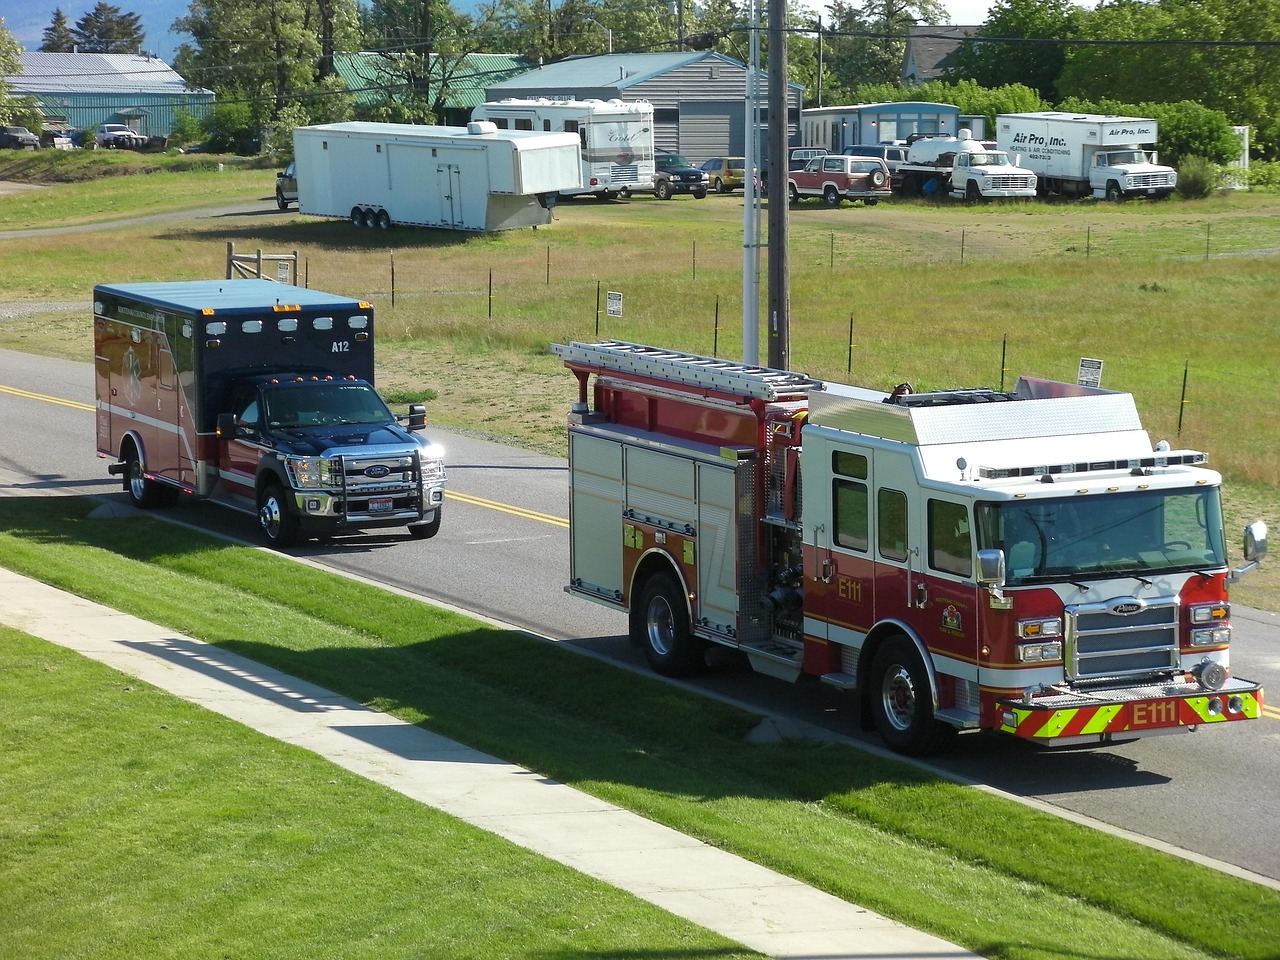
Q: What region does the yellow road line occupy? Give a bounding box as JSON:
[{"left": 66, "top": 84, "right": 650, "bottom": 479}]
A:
[
  {"left": 1263, "top": 704, "right": 1280, "bottom": 722},
  {"left": 445, "top": 489, "right": 568, "bottom": 528},
  {"left": 0, "top": 384, "right": 95, "bottom": 412}
]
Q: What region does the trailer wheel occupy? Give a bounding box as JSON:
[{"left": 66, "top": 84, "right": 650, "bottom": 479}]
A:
[
  {"left": 1105, "top": 181, "right": 1123, "bottom": 202},
  {"left": 376, "top": 209, "right": 392, "bottom": 229},
  {"left": 258, "top": 483, "right": 300, "bottom": 548},
  {"left": 869, "top": 635, "right": 955, "bottom": 756},
  {"left": 618, "top": 188, "right": 631, "bottom": 199},
  {"left": 407, "top": 509, "right": 442, "bottom": 540},
  {"left": 823, "top": 185, "right": 841, "bottom": 207},
  {"left": 635, "top": 571, "right": 705, "bottom": 677},
  {"left": 350, "top": 207, "right": 365, "bottom": 226}
]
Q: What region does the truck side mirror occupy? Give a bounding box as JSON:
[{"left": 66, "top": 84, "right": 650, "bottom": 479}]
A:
[
  {"left": 407, "top": 403, "right": 427, "bottom": 431},
  {"left": 1244, "top": 520, "right": 1268, "bottom": 562},
  {"left": 976, "top": 548, "right": 1006, "bottom": 587},
  {"left": 216, "top": 412, "right": 235, "bottom": 437}
]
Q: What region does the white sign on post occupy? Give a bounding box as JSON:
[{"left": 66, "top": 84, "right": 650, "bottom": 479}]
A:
[
  {"left": 1077, "top": 357, "right": 1103, "bottom": 388},
  {"left": 277, "top": 260, "right": 292, "bottom": 284},
  {"left": 606, "top": 291, "right": 623, "bottom": 318}
]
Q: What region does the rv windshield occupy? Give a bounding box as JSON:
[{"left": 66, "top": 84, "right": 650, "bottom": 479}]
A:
[
  {"left": 975, "top": 488, "right": 1225, "bottom": 585},
  {"left": 264, "top": 383, "right": 395, "bottom": 428}
]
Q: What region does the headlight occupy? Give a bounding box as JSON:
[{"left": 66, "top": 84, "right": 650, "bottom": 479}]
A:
[
  {"left": 1017, "top": 617, "right": 1062, "bottom": 639},
  {"left": 1190, "top": 602, "right": 1229, "bottom": 624},
  {"left": 1017, "top": 640, "right": 1063, "bottom": 663},
  {"left": 1190, "top": 625, "right": 1231, "bottom": 647},
  {"left": 286, "top": 456, "right": 341, "bottom": 488}
]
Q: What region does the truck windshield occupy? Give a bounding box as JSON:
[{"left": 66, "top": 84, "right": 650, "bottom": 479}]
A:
[
  {"left": 264, "top": 383, "right": 395, "bottom": 428},
  {"left": 974, "top": 488, "right": 1225, "bottom": 585},
  {"left": 968, "top": 153, "right": 1003, "bottom": 166}
]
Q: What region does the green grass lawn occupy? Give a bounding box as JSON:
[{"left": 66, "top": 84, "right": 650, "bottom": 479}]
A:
[{"left": 1, "top": 497, "right": 1277, "bottom": 960}]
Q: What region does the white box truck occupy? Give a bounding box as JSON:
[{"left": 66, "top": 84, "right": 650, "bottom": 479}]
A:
[
  {"left": 292, "top": 121, "right": 583, "bottom": 231},
  {"left": 996, "top": 112, "right": 1177, "bottom": 201},
  {"left": 470, "top": 98, "right": 655, "bottom": 200}
]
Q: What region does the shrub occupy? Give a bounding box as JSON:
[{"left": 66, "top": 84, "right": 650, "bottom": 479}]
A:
[{"left": 1175, "top": 155, "right": 1220, "bottom": 198}]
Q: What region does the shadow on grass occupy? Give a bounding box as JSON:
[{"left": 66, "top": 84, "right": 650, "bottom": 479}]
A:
[{"left": 156, "top": 217, "right": 501, "bottom": 252}]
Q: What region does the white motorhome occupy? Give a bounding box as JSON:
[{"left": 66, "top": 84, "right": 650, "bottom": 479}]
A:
[
  {"left": 471, "top": 98, "right": 655, "bottom": 200},
  {"left": 997, "top": 112, "right": 1177, "bottom": 200},
  {"left": 292, "top": 121, "right": 583, "bottom": 232}
]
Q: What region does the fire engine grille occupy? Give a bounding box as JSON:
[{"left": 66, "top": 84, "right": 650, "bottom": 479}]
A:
[
  {"left": 1130, "top": 173, "right": 1174, "bottom": 188},
  {"left": 1065, "top": 596, "right": 1180, "bottom": 683}
]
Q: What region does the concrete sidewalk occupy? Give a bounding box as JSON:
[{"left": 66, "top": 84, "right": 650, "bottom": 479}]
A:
[{"left": 0, "top": 567, "right": 979, "bottom": 960}]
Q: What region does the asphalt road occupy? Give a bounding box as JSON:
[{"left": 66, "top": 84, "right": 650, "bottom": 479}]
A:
[{"left": 2, "top": 345, "right": 1278, "bottom": 887}]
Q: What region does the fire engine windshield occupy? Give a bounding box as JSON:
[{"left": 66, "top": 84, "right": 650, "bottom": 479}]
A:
[
  {"left": 264, "top": 383, "right": 395, "bottom": 428},
  {"left": 975, "top": 488, "right": 1226, "bottom": 585}
]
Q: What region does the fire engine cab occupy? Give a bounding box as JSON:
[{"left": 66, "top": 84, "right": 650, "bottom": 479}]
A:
[
  {"left": 95, "top": 279, "right": 446, "bottom": 547},
  {"left": 554, "top": 339, "right": 1267, "bottom": 755}
]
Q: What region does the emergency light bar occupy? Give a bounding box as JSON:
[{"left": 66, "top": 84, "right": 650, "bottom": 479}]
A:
[{"left": 978, "top": 450, "right": 1208, "bottom": 480}]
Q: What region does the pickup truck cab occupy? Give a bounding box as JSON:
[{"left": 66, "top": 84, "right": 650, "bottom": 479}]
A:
[{"left": 788, "top": 155, "right": 891, "bottom": 206}]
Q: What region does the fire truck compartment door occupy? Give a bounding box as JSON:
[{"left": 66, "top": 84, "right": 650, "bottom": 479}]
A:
[{"left": 568, "top": 431, "right": 625, "bottom": 600}]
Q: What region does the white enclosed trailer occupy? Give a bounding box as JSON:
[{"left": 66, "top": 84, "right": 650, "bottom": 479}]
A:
[
  {"left": 471, "top": 98, "right": 655, "bottom": 200},
  {"left": 996, "top": 112, "right": 1177, "bottom": 200},
  {"left": 293, "top": 121, "right": 583, "bottom": 231}
]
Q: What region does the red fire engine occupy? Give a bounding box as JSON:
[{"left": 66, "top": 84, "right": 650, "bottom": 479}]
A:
[{"left": 554, "top": 340, "right": 1267, "bottom": 755}]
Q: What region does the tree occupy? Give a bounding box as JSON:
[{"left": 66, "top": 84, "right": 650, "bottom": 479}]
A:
[
  {"left": 173, "top": 0, "right": 360, "bottom": 130},
  {"left": 820, "top": 0, "right": 947, "bottom": 96},
  {"left": 945, "top": 0, "right": 1082, "bottom": 100},
  {"left": 2, "top": 18, "right": 44, "bottom": 130},
  {"left": 40, "top": 9, "right": 77, "bottom": 52},
  {"left": 1056, "top": 96, "right": 1242, "bottom": 166},
  {"left": 853, "top": 77, "right": 1046, "bottom": 129},
  {"left": 72, "top": 2, "right": 145, "bottom": 54}
]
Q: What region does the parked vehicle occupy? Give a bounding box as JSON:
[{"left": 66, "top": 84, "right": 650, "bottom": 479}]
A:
[
  {"left": 96, "top": 123, "right": 146, "bottom": 149},
  {"left": 897, "top": 130, "right": 1037, "bottom": 201},
  {"left": 553, "top": 339, "right": 1268, "bottom": 756},
  {"left": 841, "top": 144, "right": 908, "bottom": 188},
  {"left": 276, "top": 161, "right": 297, "bottom": 209},
  {"left": 760, "top": 147, "right": 828, "bottom": 191},
  {"left": 471, "top": 98, "right": 655, "bottom": 201},
  {"left": 292, "top": 121, "right": 583, "bottom": 231},
  {"left": 700, "top": 156, "right": 749, "bottom": 193},
  {"left": 94, "top": 279, "right": 447, "bottom": 548},
  {"left": 0, "top": 125, "right": 40, "bottom": 150},
  {"left": 651, "top": 152, "right": 708, "bottom": 200},
  {"left": 997, "top": 112, "right": 1177, "bottom": 200},
  {"left": 787, "top": 155, "right": 892, "bottom": 206}
]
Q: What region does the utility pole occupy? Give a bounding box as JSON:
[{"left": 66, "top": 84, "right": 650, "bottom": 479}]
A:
[{"left": 766, "top": 0, "right": 789, "bottom": 370}]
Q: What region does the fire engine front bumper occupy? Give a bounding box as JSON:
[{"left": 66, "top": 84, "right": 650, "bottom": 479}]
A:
[{"left": 997, "top": 677, "right": 1263, "bottom": 744}]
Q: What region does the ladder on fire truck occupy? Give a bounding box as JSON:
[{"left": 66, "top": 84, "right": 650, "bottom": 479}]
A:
[{"left": 553, "top": 340, "right": 825, "bottom": 402}]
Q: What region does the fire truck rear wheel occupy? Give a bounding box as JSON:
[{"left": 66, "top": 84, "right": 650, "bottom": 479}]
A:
[
  {"left": 258, "top": 483, "right": 300, "bottom": 548},
  {"left": 635, "top": 571, "right": 705, "bottom": 677},
  {"left": 124, "top": 448, "right": 172, "bottom": 509},
  {"left": 870, "top": 635, "right": 955, "bottom": 756}
]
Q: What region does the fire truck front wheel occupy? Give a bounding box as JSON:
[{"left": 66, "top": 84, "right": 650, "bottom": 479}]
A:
[
  {"left": 635, "top": 571, "right": 705, "bottom": 677},
  {"left": 869, "top": 635, "right": 955, "bottom": 756},
  {"left": 258, "top": 483, "right": 300, "bottom": 548}
]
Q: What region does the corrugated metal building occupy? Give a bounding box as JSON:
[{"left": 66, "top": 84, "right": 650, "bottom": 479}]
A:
[
  {"left": 484, "top": 52, "right": 802, "bottom": 163},
  {"left": 5, "top": 52, "right": 214, "bottom": 138},
  {"left": 333, "top": 52, "right": 534, "bottom": 126}
]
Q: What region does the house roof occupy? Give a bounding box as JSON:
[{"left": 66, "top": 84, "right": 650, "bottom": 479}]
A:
[
  {"left": 8, "top": 52, "right": 211, "bottom": 95},
  {"left": 902, "top": 26, "right": 979, "bottom": 84},
  {"left": 488, "top": 51, "right": 736, "bottom": 92},
  {"left": 332, "top": 52, "right": 533, "bottom": 110}
]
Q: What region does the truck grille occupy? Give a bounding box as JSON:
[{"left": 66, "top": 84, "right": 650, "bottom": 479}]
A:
[
  {"left": 342, "top": 454, "right": 418, "bottom": 492},
  {"left": 1130, "top": 173, "right": 1175, "bottom": 188},
  {"left": 989, "top": 175, "right": 1036, "bottom": 190},
  {"left": 1065, "top": 596, "right": 1180, "bottom": 683}
]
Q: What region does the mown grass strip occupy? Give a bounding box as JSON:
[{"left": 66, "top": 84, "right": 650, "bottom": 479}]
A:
[
  {"left": 1, "top": 496, "right": 1277, "bottom": 960},
  {"left": 0, "top": 626, "right": 762, "bottom": 960}
]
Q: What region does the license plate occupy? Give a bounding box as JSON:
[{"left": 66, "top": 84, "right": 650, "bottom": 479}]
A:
[{"left": 369, "top": 497, "right": 393, "bottom": 513}]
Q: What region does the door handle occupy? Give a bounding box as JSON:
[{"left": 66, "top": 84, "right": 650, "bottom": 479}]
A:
[{"left": 821, "top": 558, "right": 835, "bottom": 584}]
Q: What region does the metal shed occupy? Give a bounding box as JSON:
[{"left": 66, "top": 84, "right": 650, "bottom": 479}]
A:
[
  {"left": 484, "top": 52, "right": 803, "bottom": 163},
  {"left": 800, "top": 101, "right": 962, "bottom": 151},
  {"left": 5, "top": 52, "right": 214, "bottom": 139}
]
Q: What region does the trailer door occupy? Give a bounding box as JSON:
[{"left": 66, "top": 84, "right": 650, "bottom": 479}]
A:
[{"left": 436, "top": 163, "right": 463, "bottom": 228}]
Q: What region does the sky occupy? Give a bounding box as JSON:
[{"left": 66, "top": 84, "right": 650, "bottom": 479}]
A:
[{"left": 3, "top": 0, "right": 999, "bottom": 65}]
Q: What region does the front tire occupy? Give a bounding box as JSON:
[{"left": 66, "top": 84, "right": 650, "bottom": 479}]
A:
[
  {"left": 633, "top": 571, "right": 705, "bottom": 677},
  {"left": 1105, "top": 180, "right": 1123, "bottom": 202},
  {"left": 869, "top": 635, "right": 955, "bottom": 756},
  {"left": 258, "top": 483, "right": 300, "bottom": 548},
  {"left": 655, "top": 179, "right": 673, "bottom": 201},
  {"left": 408, "top": 510, "right": 442, "bottom": 540},
  {"left": 823, "top": 185, "right": 841, "bottom": 207},
  {"left": 276, "top": 189, "right": 289, "bottom": 211},
  {"left": 787, "top": 182, "right": 799, "bottom": 205}
]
